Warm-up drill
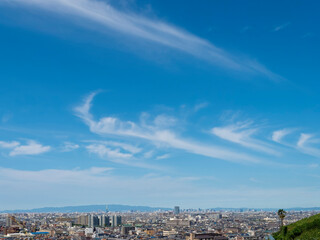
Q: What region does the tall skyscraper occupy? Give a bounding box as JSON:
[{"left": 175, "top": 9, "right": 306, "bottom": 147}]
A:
[
  {"left": 111, "top": 215, "right": 122, "bottom": 227},
  {"left": 174, "top": 206, "right": 180, "bottom": 215}
]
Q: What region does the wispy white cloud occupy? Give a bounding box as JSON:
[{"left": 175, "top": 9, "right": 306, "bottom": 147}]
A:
[
  {"left": 62, "top": 142, "right": 79, "bottom": 152},
  {"left": 75, "top": 94, "right": 320, "bottom": 166},
  {"left": 272, "top": 128, "right": 293, "bottom": 143},
  {"left": 194, "top": 102, "right": 209, "bottom": 112},
  {"left": 0, "top": 141, "right": 20, "bottom": 149},
  {"left": 143, "top": 150, "right": 154, "bottom": 159},
  {"left": 211, "top": 122, "right": 279, "bottom": 155},
  {"left": 156, "top": 153, "right": 170, "bottom": 160},
  {"left": 3, "top": 0, "right": 281, "bottom": 80},
  {"left": 153, "top": 114, "right": 177, "bottom": 129},
  {"left": 85, "top": 140, "right": 161, "bottom": 170},
  {"left": 9, "top": 140, "right": 51, "bottom": 156},
  {"left": 74, "top": 93, "right": 264, "bottom": 164},
  {"left": 271, "top": 129, "right": 320, "bottom": 158},
  {"left": 273, "top": 22, "right": 291, "bottom": 32},
  {"left": 86, "top": 140, "right": 142, "bottom": 154},
  {"left": 0, "top": 140, "right": 51, "bottom": 156},
  {"left": 0, "top": 167, "right": 113, "bottom": 185},
  {"left": 296, "top": 133, "right": 320, "bottom": 158},
  {"left": 297, "top": 133, "right": 312, "bottom": 148},
  {"left": 86, "top": 143, "right": 132, "bottom": 159}
]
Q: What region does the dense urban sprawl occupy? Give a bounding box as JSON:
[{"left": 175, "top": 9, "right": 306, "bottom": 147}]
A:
[{"left": 1, "top": 206, "right": 318, "bottom": 240}]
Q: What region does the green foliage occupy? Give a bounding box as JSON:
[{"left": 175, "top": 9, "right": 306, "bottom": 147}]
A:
[
  {"left": 273, "top": 213, "right": 320, "bottom": 240},
  {"left": 278, "top": 209, "right": 287, "bottom": 218},
  {"left": 278, "top": 209, "right": 287, "bottom": 228},
  {"left": 283, "top": 226, "right": 288, "bottom": 237}
]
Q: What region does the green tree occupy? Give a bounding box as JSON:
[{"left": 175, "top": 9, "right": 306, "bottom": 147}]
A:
[{"left": 278, "top": 209, "right": 287, "bottom": 228}]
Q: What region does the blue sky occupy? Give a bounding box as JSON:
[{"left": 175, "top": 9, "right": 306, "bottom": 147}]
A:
[{"left": 0, "top": 0, "right": 320, "bottom": 210}]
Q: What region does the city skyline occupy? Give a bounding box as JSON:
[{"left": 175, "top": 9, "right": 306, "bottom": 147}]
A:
[{"left": 1, "top": 0, "right": 320, "bottom": 209}]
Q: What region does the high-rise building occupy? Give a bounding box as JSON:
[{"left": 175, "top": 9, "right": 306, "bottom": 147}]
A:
[
  {"left": 174, "top": 206, "right": 180, "bottom": 215},
  {"left": 88, "top": 215, "right": 99, "bottom": 228},
  {"left": 111, "top": 215, "right": 122, "bottom": 227},
  {"left": 6, "top": 215, "right": 13, "bottom": 227},
  {"left": 99, "top": 215, "right": 110, "bottom": 227},
  {"left": 77, "top": 215, "right": 88, "bottom": 226}
]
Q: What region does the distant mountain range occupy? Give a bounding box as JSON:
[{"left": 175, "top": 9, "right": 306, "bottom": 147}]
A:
[
  {"left": 2, "top": 205, "right": 320, "bottom": 213},
  {"left": 208, "top": 207, "right": 320, "bottom": 212},
  {"left": 0, "top": 204, "right": 172, "bottom": 213}
]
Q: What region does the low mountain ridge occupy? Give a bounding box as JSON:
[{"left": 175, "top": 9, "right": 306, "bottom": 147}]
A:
[{"left": 0, "top": 204, "right": 171, "bottom": 213}]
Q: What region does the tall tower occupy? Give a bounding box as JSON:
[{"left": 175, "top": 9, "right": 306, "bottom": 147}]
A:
[
  {"left": 106, "top": 205, "right": 109, "bottom": 213},
  {"left": 174, "top": 206, "right": 180, "bottom": 215}
]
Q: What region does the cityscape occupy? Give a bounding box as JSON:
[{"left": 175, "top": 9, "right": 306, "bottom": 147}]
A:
[
  {"left": 1, "top": 0, "right": 320, "bottom": 239},
  {"left": 1, "top": 205, "right": 319, "bottom": 239}
]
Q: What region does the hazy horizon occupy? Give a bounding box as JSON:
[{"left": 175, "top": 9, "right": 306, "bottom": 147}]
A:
[{"left": 1, "top": 0, "right": 320, "bottom": 210}]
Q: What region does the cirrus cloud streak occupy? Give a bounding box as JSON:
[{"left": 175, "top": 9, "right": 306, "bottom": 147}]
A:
[{"left": 2, "top": 0, "right": 281, "bottom": 81}]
